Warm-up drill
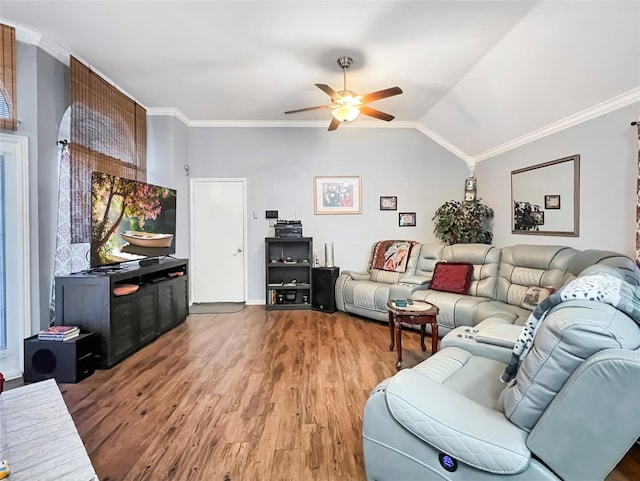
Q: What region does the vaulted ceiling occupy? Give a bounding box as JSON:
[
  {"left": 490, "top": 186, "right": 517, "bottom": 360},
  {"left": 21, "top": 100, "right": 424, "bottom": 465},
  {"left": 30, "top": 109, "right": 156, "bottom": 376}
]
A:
[{"left": 2, "top": 1, "right": 639, "bottom": 163}]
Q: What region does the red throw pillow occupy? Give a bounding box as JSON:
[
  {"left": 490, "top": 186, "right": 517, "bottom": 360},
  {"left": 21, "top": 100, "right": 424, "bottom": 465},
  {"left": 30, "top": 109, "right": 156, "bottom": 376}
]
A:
[{"left": 429, "top": 262, "right": 473, "bottom": 294}]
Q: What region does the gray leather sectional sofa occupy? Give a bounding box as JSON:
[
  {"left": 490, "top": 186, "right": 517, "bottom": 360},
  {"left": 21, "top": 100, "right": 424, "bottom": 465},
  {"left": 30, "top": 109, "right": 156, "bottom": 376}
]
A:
[
  {"left": 335, "top": 242, "right": 640, "bottom": 337},
  {"left": 348, "top": 242, "right": 640, "bottom": 480}
]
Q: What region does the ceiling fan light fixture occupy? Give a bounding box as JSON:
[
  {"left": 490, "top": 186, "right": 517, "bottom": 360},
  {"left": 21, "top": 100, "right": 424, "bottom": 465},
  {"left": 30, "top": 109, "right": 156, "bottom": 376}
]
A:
[{"left": 332, "top": 105, "right": 360, "bottom": 122}]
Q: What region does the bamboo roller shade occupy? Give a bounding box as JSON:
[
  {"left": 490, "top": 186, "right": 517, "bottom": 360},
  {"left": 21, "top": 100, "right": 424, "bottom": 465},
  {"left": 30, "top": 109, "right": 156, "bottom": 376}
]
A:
[
  {"left": 70, "top": 56, "right": 147, "bottom": 243},
  {"left": 0, "top": 24, "right": 17, "bottom": 131}
]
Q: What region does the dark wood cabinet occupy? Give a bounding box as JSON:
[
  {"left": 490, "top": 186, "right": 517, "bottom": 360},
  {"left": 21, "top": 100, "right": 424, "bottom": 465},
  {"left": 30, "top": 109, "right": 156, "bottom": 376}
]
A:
[
  {"left": 265, "top": 237, "right": 312, "bottom": 310},
  {"left": 54, "top": 258, "right": 189, "bottom": 368}
]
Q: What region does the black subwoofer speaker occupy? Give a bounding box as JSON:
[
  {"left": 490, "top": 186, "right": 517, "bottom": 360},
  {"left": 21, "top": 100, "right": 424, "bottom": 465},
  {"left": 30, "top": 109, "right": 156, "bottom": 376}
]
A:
[
  {"left": 312, "top": 267, "right": 340, "bottom": 313},
  {"left": 24, "top": 333, "right": 96, "bottom": 383}
]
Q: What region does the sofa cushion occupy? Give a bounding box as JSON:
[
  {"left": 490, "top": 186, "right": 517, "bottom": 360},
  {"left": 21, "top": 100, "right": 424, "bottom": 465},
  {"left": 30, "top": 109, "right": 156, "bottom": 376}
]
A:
[
  {"left": 370, "top": 240, "right": 417, "bottom": 273},
  {"left": 430, "top": 261, "right": 473, "bottom": 294},
  {"left": 441, "top": 244, "right": 502, "bottom": 299},
  {"left": 496, "top": 245, "right": 577, "bottom": 308},
  {"left": 412, "top": 290, "right": 490, "bottom": 330}
]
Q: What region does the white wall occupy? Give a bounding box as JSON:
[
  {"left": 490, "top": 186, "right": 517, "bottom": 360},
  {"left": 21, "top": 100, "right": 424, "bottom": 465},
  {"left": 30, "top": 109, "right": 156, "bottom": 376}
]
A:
[
  {"left": 183, "top": 126, "right": 467, "bottom": 303},
  {"left": 146, "top": 115, "right": 190, "bottom": 260},
  {"left": 475, "top": 102, "right": 640, "bottom": 256}
]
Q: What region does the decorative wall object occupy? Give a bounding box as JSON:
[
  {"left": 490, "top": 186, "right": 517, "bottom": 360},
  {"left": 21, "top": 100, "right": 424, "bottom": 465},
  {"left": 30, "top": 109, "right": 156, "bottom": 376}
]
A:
[
  {"left": 464, "top": 173, "right": 477, "bottom": 202},
  {"left": 511, "top": 154, "right": 579, "bottom": 236},
  {"left": 544, "top": 195, "right": 561, "bottom": 209},
  {"left": 313, "top": 176, "right": 361, "bottom": 214},
  {"left": 399, "top": 212, "right": 416, "bottom": 227},
  {"left": 379, "top": 196, "right": 397, "bottom": 210}
]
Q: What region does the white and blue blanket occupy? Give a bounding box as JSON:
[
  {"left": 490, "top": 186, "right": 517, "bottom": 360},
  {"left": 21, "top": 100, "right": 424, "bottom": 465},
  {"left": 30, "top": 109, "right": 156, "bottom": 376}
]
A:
[{"left": 500, "top": 272, "right": 640, "bottom": 383}]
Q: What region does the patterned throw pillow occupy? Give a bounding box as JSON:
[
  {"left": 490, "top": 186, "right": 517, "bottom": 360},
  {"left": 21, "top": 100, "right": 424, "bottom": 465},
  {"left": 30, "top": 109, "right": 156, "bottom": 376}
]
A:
[
  {"left": 521, "top": 286, "right": 556, "bottom": 310},
  {"left": 370, "top": 240, "right": 417, "bottom": 273},
  {"left": 429, "top": 262, "right": 473, "bottom": 294}
]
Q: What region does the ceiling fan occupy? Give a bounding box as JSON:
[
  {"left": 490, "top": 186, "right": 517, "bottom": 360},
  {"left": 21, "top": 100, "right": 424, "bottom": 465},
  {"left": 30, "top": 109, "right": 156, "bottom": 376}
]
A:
[{"left": 285, "top": 56, "right": 403, "bottom": 131}]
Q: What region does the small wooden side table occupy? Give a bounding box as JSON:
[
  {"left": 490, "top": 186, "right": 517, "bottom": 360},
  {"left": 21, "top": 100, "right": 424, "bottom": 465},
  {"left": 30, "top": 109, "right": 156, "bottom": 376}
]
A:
[{"left": 387, "top": 300, "right": 440, "bottom": 370}]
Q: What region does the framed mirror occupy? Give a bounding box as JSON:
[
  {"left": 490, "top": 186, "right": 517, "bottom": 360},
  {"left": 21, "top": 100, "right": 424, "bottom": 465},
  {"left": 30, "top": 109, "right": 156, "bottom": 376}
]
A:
[{"left": 511, "top": 154, "right": 580, "bottom": 236}]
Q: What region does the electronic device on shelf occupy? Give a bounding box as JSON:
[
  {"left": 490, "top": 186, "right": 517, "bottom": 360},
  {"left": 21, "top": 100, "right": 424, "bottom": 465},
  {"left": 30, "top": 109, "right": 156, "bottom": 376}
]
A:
[
  {"left": 90, "top": 171, "right": 177, "bottom": 269},
  {"left": 275, "top": 219, "right": 303, "bottom": 238}
]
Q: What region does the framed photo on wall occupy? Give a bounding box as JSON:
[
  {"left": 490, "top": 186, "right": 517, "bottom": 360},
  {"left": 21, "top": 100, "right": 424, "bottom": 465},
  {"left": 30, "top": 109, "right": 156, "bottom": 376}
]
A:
[
  {"left": 379, "top": 196, "right": 397, "bottom": 210},
  {"left": 545, "top": 195, "right": 561, "bottom": 209},
  {"left": 399, "top": 212, "right": 416, "bottom": 227},
  {"left": 313, "top": 176, "right": 362, "bottom": 214}
]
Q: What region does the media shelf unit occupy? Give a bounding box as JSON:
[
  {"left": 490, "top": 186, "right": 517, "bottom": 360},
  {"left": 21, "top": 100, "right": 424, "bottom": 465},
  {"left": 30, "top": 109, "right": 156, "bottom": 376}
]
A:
[
  {"left": 265, "top": 237, "right": 313, "bottom": 310},
  {"left": 54, "top": 258, "right": 189, "bottom": 368}
]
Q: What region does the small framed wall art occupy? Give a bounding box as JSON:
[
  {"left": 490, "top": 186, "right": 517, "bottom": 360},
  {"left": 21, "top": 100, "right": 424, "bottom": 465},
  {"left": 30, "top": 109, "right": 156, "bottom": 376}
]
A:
[
  {"left": 379, "top": 196, "right": 397, "bottom": 210},
  {"left": 545, "top": 195, "right": 561, "bottom": 209},
  {"left": 399, "top": 212, "right": 416, "bottom": 227},
  {"left": 314, "top": 176, "right": 362, "bottom": 214}
]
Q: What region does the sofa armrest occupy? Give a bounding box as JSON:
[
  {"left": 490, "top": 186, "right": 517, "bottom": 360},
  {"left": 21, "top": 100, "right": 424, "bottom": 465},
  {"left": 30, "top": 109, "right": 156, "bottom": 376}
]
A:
[
  {"left": 342, "top": 270, "right": 371, "bottom": 281},
  {"left": 386, "top": 369, "right": 530, "bottom": 474}
]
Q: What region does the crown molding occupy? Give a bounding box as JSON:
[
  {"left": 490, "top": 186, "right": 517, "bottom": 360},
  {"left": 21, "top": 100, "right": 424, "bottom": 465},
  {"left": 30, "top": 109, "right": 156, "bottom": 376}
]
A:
[
  {"left": 474, "top": 87, "right": 640, "bottom": 162},
  {"left": 187, "top": 119, "right": 419, "bottom": 129},
  {"left": 136, "top": 87, "right": 640, "bottom": 168},
  {"left": 146, "top": 108, "right": 191, "bottom": 126},
  {"left": 11, "top": 23, "right": 42, "bottom": 45},
  {"left": 8, "top": 23, "right": 70, "bottom": 65},
  {"left": 414, "top": 122, "right": 474, "bottom": 167},
  {"left": 36, "top": 35, "right": 70, "bottom": 65}
]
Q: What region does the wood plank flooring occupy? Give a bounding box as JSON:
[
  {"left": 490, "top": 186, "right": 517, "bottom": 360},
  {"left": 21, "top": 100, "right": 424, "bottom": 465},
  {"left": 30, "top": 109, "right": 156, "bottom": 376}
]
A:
[{"left": 45, "top": 307, "right": 640, "bottom": 480}]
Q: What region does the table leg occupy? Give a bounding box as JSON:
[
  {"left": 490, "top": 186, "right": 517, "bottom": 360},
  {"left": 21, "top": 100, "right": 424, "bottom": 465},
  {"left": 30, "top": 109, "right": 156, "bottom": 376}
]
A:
[
  {"left": 388, "top": 311, "right": 395, "bottom": 351},
  {"left": 395, "top": 321, "right": 403, "bottom": 370},
  {"left": 431, "top": 319, "right": 439, "bottom": 354},
  {"left": 420, "top": 324, "right": 427, "bottom": 351}
]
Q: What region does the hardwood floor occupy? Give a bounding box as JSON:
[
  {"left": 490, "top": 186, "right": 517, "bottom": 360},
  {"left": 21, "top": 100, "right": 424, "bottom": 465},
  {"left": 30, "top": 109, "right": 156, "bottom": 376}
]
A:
[{"left": 39, "top": 307, "right": 639, "bottom": 480}]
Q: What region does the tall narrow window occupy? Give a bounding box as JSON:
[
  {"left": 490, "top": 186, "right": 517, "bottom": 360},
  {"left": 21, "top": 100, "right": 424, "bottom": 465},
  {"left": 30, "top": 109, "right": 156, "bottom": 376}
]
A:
[
  {"left": 0, "top": 24, "right": 17, "bottom": 131},
  {"left": 70, "top": 56, "right": 146, "bottom": 242}
]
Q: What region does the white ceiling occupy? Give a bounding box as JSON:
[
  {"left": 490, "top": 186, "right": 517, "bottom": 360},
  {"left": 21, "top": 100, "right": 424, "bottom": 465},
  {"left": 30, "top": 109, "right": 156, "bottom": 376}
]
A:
[{"left": 2, "top": 0, "right": 639, "bottom": 162}]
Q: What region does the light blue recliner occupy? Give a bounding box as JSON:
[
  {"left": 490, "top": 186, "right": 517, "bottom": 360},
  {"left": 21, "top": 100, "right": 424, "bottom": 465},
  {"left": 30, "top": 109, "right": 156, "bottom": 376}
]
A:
[{"left": 362, "top": 273, "right": 640, "bottom": 480}]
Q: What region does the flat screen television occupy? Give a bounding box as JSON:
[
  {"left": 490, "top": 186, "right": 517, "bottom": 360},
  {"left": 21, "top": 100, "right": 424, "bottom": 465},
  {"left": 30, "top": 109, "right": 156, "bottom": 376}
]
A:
[{"left": 90, "top": 171, "right": 177, "bottom": 268}]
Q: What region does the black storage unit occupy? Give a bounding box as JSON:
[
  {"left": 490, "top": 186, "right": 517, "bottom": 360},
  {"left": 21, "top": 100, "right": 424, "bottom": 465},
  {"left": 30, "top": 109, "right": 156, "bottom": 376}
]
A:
[
  {"left": 24, "top": 332, "right": 96, "bottom": 383},
  {"left": 54, "top": 258, "right": 189, "bottom": 368},
  {"left": 312, "top": 267, "right": 340, "bottom": 313},
  {"left": 265, "top": 237, "right": 313, "bottom": 310}
]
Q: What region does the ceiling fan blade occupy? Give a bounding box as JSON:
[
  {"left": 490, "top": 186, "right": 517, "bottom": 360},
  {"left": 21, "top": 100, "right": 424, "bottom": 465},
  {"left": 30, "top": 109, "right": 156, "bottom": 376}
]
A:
[
  {"left": 360, "top": 86, "right": 403, "bottom": 104},
  {"left": 284, "top": 105, "right": 332, "bottom": 114},
  {"left": 328, "top": 117, "right": 341, "bottom": 131},
  {"left": 359, "top": 106, "right": 395, "bottom": 122},
  {"left": 315, "top": 83, "right": 340, "bottom": 100}
]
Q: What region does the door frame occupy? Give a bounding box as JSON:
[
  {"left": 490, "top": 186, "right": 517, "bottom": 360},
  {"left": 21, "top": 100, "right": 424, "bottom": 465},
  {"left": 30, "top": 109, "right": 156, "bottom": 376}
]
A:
[
  {"left": 0, "top": 133, "right": 31, "bottom": 379},
  {"left": 189, "top": 177, "right": 248, "bottom": 304}
]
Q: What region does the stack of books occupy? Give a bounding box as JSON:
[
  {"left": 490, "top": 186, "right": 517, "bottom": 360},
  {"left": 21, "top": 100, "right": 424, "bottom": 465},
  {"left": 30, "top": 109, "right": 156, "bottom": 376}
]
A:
[{"left": 37, "top": 325, "right": 80, "bottom": 341}]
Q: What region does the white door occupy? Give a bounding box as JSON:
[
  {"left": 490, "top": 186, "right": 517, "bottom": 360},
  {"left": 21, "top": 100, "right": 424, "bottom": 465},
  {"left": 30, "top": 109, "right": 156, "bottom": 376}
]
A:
[
  {"left": 0, "top": 134, "right": 30, "bottom": 379},
  {"left": 191, "top": 179, "right": 246, "bottom": 303}
]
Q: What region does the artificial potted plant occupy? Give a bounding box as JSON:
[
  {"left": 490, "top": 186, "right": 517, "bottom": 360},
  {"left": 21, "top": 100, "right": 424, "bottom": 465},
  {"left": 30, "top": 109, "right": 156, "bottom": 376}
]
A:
[{"left": 432, "top": 199, "right": 494, "bottom": 245}]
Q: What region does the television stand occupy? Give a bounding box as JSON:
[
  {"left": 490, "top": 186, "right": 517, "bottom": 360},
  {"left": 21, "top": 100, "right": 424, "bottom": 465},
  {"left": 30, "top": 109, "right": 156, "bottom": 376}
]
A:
[{"left": 55, "top": 258, "right": 189, "bottom": 368}]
